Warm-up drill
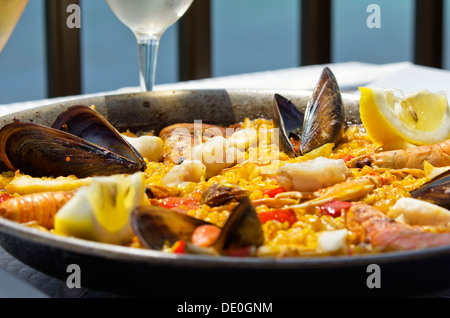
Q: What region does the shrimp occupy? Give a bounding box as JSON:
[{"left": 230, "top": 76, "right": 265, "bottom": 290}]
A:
[
  {"left": 159, "top": 123, "right": 227, "bottom": 164},
  {"left": 346, "top": 202, "right": 450, "bottom": 251},
  {"left": 0, "top": 191, "right": 75, "bottom": 229},
  {"left": 283, "top": 174, "right": 383, "bottom": 210},
  {"left": 347, "top": 139, "right": 450, "bottom": 170}
]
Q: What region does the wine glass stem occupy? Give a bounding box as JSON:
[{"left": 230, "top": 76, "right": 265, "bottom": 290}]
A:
[{"left": 137, "top": 36, "right": 160, "bottom": 92}]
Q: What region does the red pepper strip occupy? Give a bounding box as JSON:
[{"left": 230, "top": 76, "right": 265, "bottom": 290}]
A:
[
  {"left": 263, "top": 187, "right": 286, "bottom": 198},
  {"left": 0, "top": 193, "right": 13, "bottom": 203},
  {"left": 319, "top": 199, "right": 352, "bottom": 218},
  {"left": 159, "top": 197, "right": 199, "bottom": 209},
  {"left": 258, "top": 209, "right": 297, "bottom": 226},
  {"left": 340, "top": 154, "right": 355, "bottom": 162},
  {"left": 173, "top": 240, "right": 186, "bottom": 254}
]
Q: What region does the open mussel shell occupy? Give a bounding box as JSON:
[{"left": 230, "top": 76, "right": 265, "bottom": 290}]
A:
[
  {"left": 131, "top": 196, "right": 264, "bottom": 255},
  {"left": 410, "top": 170, "right": 450, "bottom": 209},
  {"left": 273, "top": 94, "right": 304, "bottom": 157},
  {"left": 201, "top": 183, "right": 249, "bottom": 207},
  {"left": 212, "top": 196, "right": 264, "bottom": 253},
  {"left": 299, "top": 67, "right": 345, "bottom": 155},
  {"left": 130, "top": 205, "right": 213, "bottom": 250},
  {"left": 52, "top": 105, "right": 145, "bottom": 168},
  {"left": 0, "top": 122, "right": 145, "bottom": 178}
]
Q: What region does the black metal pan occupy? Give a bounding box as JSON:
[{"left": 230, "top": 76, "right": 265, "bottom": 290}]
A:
[{"left": 0, "top": 89, "right": 448, "bottom": 298}]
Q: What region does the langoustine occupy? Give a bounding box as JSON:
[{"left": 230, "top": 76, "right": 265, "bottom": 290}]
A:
[
  {"left": 159, "top": 123, "right": 227, "bottom": 165},
  {"left": 0, "top": 191, "right": 75, "bottom": 229},
  {"left": 347, "top": 139, "right": 450, "bottom": 169},
  {"left": 274, "top": 174, "right": 383, "bottom": 211},
  {"left": 346, "top": 202, "right": 450, "bottom": 251}
]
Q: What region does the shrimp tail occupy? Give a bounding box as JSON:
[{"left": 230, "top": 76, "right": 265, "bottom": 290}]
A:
[{"left": 347, "top": 139, "right": 450, "bottom": 169}]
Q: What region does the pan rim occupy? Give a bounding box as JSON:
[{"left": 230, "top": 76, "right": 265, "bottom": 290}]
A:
[{"left": 0, "top": 89, "right": 446, "bottom": 274}]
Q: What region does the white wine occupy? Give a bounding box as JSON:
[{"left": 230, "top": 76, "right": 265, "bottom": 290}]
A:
[
  {"left": 0, "top": 0, "right": 28, "bottom": 52},
  {"left": 106, "top": 0, "right": 194, "bottom": 37},
  {"left": 106, "top": 0, "right": 194, "bottom": 91}
]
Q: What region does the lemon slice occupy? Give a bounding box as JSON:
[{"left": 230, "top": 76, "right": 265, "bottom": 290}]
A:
[{"left": 359, "top": 87, "right": 450, "bottom": 149}]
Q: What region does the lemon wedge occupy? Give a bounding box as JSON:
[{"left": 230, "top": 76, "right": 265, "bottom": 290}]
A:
[
  {"left": 359, "top": 87, "right": 450, "bottom": 149},
  {"left": 54, "top": 172, "right": 148, "bottom": 244}
]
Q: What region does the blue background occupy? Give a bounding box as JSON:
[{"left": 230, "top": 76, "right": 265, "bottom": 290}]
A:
[{"left": 0, "top": 0, "right": 446, "bottom": 104}]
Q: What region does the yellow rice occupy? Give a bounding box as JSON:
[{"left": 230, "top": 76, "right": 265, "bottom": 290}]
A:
[{"left": 0, "top": 118, "right": 436, "bottom": 258}]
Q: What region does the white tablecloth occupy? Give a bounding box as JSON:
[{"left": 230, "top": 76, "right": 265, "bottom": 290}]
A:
[
  {"left": 0, "top": 61, "right": 410, "bottom": 114},
  {"left": 1, "top": 61, "right": 449, "bottom": 298}
]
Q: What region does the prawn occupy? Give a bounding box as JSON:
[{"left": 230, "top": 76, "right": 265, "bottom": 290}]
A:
[
  {"left": 159, "top": 123, "right": 227, "bottom": 164},
  {"left": 347, "top": 139, "right": 450, "bottom": 170},
  {"left": 0, "top": 191, "right": 75, "bottom": 229},
  {"left": 346, "top": 202, "right": 450, "bottom": 251},
  {"left": 282, "top": 174, "right": 383, "bottom": 210}
]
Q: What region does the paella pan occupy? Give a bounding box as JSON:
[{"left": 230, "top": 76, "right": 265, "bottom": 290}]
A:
[{"left": 0, "top": 68, "right": 450, "bottom": 297}]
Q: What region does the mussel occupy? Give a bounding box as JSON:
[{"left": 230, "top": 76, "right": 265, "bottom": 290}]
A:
[
  {"left": 0, "top": 105, "right": 146, "bottom": 178},
  {"left": 273, "top": 94, "right": 304, "bottom": 157},
  {"left": 273, "top": 67, "right": 345, "bottom": 156},
  {"left": 410, "top": 170, "right": 450, "bottom": 209},
  {"left": 201, "top": 183, "right": 249, "bottom": 207},
  {"left": 131, "top": 196, "right": 264, "bottom": 255},
  {"left": 131, "top": 205, "right": 213, "bottom": 250},
  {"left": 212, "top": 196, "right": 264, "bottom": 253}
]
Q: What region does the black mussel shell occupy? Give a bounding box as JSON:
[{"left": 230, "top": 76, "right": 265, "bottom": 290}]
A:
[
  {"left": 130, "top": 205, "right": 214, "bottom": 250},
  {"left": 0, "top": 122, "right": 144, "bottom": 178},
  {"left": 212, "top": 196, "right": 264, "bottom": 253},
  {"left": 299, "top": 67, "right": 345, "bottom": 155},
  {"left": 201, "top": 183, "right": 249, "bottom": 207},
  {"left": 52, "top": 105, "right": 145, "bottom": 168},
  {"left": 0, "top": 105, "right": 146, "bottom": 178},
  {"left": 273, "top": 94, "right": 304, "bottom": 157},
  {"left": 410, "top": 170, "right": 450, "bottom": 209},
  {"left": 131, "top": 196, "right": 264, "bottom": 255}
]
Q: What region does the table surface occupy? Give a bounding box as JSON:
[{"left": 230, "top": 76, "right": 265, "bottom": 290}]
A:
[{"left": 1, "top": 61, "right": 450, "bottom": 298}]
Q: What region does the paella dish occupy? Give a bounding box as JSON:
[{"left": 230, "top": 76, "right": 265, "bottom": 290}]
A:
[{"left": 0, "top": 67, "right": 449, "bottom": 258}]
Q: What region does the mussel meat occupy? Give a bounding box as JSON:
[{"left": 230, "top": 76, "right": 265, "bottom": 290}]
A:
[
  {"left": 273, "top": 67, "right": 345, "bottom": 156},
  {"left": 201, "top": 183, "right": 249, "bottom": 207},
  {"left": 0, "top": 105, "right": 146, "bottom": 178},
  {"left": 131, "top": 196, "right": 264, "bottom": 255},
  {"left": 410, "top": 170, "right": 450, "bottom": 209}
]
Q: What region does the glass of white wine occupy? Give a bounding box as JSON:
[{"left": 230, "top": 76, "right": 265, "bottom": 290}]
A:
[
  {"left": 0, "top": 0, "right": 28, "bottom": 54},
  {"left": 106, "top": 0, "right": 194, "bottom": 92}
]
